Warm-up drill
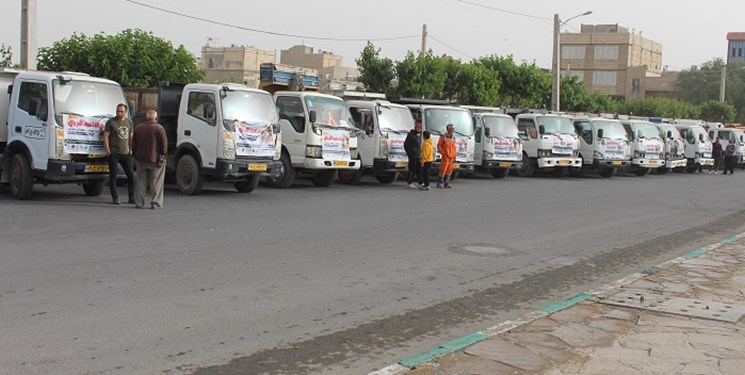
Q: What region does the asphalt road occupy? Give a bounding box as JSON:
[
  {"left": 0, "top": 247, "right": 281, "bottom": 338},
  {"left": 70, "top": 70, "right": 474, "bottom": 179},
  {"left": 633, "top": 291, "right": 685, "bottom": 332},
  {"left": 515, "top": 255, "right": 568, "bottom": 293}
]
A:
[{"left": 1, "top": 170, "right": 744, "bottom": 375}]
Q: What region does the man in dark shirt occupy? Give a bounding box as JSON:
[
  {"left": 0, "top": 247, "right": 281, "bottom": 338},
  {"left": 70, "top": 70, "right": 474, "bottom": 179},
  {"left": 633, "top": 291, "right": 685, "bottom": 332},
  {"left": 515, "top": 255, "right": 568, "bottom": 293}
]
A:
[
  {"left": 404, "top": 121, "right": 422, "bottom": 188},
  {"left": 103, "top": 103, "right": 134, "bottom": 204},
  {"left": 132, "top": 110, "right": 168, "bottom": 209}
]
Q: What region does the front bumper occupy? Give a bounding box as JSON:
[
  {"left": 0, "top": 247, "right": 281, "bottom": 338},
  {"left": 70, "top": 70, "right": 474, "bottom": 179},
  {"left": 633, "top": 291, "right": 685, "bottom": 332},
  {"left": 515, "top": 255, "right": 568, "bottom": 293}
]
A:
[
  {"left": 595, "top": 159, "right": 630, "bottom": 170},
  {"left": 429, "top": 161, "right": 475, "bottom": 174},
  {"left": 214, "top": 158, "right": 280, "bottom": 178},
  {"left": 372, "top": 158, "right": 409, "bottom": 173},
  {"left": 696, "top": 157, "right": 714, "bottom": 166},
  {"left": 481, "top": 159, "right": 523, "bottom": 170},
  {"left": 632, "top": 158, "right": 665, "bottom": 168},
  {"left": 666, "top": 158, "right": 688, "bottom": 169},
  {"left": 537, "top": 157, "right": 582, "bottom": 168},
  {"left": 305, "top": 158, "right": 360, "bottom": 170},
  {"left": 40, "top": 159, "right": 109, "bottom": 182}
]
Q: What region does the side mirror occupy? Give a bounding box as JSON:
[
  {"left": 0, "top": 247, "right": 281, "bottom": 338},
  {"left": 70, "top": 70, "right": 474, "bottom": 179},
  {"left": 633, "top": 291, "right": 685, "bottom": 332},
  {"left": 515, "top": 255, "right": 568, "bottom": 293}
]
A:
[
  {"left": 484, "top": 127, "right": 491, "bottom": 137},
  {"left": 740, "top": 135, "right": 744, "bottom": 142},
  {"left": 597, "top": 128, "right": 604, "bottom": 139},
  {"left": 538, "top": 125, "right": 545, "bottom": 135},
  {"left": 699, "top": 134, "right": 704, "bottom": 142},
  {"left": 666, "top": 130, "right": 672, "bottom": 139},
  {"left": 309, "top": 110, "right": 317, "bottom": 124},
  {"left": 636, "top": 129, "right": 643, "bottom": 139}
]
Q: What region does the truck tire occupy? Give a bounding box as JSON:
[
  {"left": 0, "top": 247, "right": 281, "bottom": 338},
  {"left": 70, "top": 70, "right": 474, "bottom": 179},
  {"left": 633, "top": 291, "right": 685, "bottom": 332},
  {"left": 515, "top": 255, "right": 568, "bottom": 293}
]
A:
[
  {"left": 491, "top": 168, "right": 509, "bottom": 179},
  {"left": 515, "top": 154, "right": 534, "bottom": 177},
  {"left": 176, "top": 154, "right": 204, "bottom": 195},
  {"left": 82, "top": 179, "right": 105, "bottom": 196},
  {"left": 375, "top": 172, "right": 398, "bottom": 184},
  {"left": 311, "top": 169, "right": 337, "bottom": 187},
  {"left": 10, "top": 153, "right": 33, "bottom": 200},
  {"left": 266, "top": 152, "right": 295, "bottom": 188},
  {"left": 338, "top": 159, "right": 363, "bottom": 184},
  {"left": 633, "top": 167, "right": 651, "bottom": 177},
  {"left": 234, "top": 174, "right": 260, "bottom": 193}
]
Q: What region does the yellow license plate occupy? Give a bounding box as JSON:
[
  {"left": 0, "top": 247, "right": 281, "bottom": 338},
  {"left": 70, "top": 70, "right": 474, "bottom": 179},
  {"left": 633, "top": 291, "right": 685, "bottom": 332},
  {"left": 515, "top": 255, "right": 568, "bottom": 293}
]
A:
[
  {"left": 499, "top": 162, "right": 512, "bottom": 168},
  {"left": 334, "top": 160, "right": 349, "bottom": 167},
  {"left": 648, "top": 160, "right": 658, "bottom": 165},
  {"left": 85, "top": 164, "right": 109, "bottom": 173},
  {"left": 395, "top": 162, "right": 408, "bottom": 168},
  {"left": 612, "top": 161, "right": 622, "bottom": 165},
  {"left": 558, "top": 160, "right": 570, "bottom": 165},
  {"left": 453, "top": 163, "right": 461, "bottom": 169},
  {"left": 248, "top": 163, "right": 267, "bottom": 172}
]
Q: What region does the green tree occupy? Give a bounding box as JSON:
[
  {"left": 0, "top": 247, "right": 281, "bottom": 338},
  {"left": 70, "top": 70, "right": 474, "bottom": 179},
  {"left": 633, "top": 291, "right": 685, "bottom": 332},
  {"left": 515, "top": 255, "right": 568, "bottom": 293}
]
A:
[
  {"left": 675, "top": 59, "right": 745, "bottom": 122},
  {"left": 477, "top": 55, "right": 550, "bottom": 108},
  {"left": 393, "top": 51, "right": 447, "bottom": 100},
  {"left": 1, "top": 43, "right": 19, "bottom": 68},
  {"left": 37, "top": 29, "right": 204, "bottom": 88},
  {"left": 699, "top": 100, "right": 736, "bottom": 122},
  {"left": 618, "top": 97, "right": 699, "bottom": 119},
  {"left": 355, "top": 42, "right": 395, "bottom": 94},
  {"left": 456, "top": 62, "right": 500, "bottom": 106}
]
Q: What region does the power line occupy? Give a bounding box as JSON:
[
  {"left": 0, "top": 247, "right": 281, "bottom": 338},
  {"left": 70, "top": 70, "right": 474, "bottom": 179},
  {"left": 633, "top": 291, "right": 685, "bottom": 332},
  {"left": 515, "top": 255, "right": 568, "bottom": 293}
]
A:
[
  {"left": 124, "top": 0, "right": 419, "bottom": 42},
  {"left": 455, "top": 0, "right": 552, "bottom": 21},
  {"left": 428, "top": 34, "right": 477, "bottom": 60}
]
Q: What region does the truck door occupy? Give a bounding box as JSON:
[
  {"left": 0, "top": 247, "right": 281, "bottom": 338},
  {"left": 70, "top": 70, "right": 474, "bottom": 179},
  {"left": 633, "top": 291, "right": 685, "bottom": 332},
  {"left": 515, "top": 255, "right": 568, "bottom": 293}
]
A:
[
  {"left": 349, "top": 106, "right": 374, "bottom": 166},
  {"left": 11, "top": 80, "right": 50, "bottom": 170},
  {"left": 473, "top": 115, "right": 483, "bottom": 165},
  {"left": 276, "top": 96, "right": 306, "bottom": 165},
  {"left": 182, "top": 91, "right": 218, "bottom": 168}
]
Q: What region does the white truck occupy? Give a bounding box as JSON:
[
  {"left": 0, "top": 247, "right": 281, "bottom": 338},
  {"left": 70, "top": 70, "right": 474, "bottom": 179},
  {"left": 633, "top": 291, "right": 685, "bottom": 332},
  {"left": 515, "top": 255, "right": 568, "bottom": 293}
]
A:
[
  {"left": 674, "top": 120, "right": 714, "bottom": 173},
  {"left": 708, "top": 127, "right": 745, "bottom": 169},
  {"left": 620, "top": 120, "right": 665, "bottom": 176},
  {"left": 268, "top": 91, "right": 360, "bottom": 188},
  {"left": 469, "top": 110, "right": 523, "bottom": 178},
  {"left": 399, "top": 100, "right": 475, "bottom": 177},
  {"left": 571, "top": 117, "right": 631, "bottom": 177},
  {"left": 137, "top": 82, "right": 281, "bottom": 195},
  {"left": 0, "top": 68, "right": 127, "bottom": 199},
  {"left": 653, "top": 123, "right": 687, "bottom": 174},
  {"left": 513, "top": 113, "right": 581, "bottom": 177},
  {"left": 343, "top": 100, "right": 414, "bottom": 184}
]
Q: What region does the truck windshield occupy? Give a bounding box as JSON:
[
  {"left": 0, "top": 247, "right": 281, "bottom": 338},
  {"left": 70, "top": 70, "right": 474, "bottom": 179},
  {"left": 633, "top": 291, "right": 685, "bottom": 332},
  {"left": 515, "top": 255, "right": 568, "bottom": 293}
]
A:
[
  {"left": 595, "top": 120, "right": 628, "bottom": 139},
  {"left": 660, "top": 125, "right": 683, "bottom": 140},
  {"left": 305, "top": 96, "right": 353, "bottom": 128},
  {"left": 424, "top": 108, "right": 473, "bottom": 136},
  {"left": 634, "top": 122, "right": 661, "bottom": 139},
  {"left": 53, "top": 80, "right": 124, "bottom": 120},
  {"left": 483, "top": 116, "right": 518, "bottom": 137},
  {"left": 378, "top": 105, "right": 414, "bottom": 132},
  {"left": 222, "top": 90, "right": 278, "bottom": 125},
  {"left": 537, "top": 116, "right": 574, "bottom": 134}
]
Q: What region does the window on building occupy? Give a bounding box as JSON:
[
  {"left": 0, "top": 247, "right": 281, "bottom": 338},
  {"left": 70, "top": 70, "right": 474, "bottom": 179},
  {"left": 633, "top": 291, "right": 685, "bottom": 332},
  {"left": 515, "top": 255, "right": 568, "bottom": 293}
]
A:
[
  {"left": 562, "top": 71, "right": 584, "bottom": 82},
  {"left": 562, "top": 46, "right": 585, "bottom": 59},
  {"left": 594, "top": 46, "right": 619, "bottom": 60},
  {"left": 739, "top": 48, "right": 743, "bottom": 57},
  {"left": 592, "top": 71, "right": 617, "bottom": 86},
  {"left": 208, "top": 58, "right": 214, "bottom": 69}
]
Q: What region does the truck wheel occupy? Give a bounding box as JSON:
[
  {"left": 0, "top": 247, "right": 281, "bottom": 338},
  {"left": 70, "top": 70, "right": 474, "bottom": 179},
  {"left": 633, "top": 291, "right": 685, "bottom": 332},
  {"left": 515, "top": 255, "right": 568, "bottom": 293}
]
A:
[
  {"left": 633, "top": 167, "right": 651, "bottom": 177},
  {"left": 234, "top": 174, "right": 260, "bottom": 193},
  {"left": 338, "top": 160, "right": 363, "bottom": 184},
  {"left": 10, "top": 154, "right": 33, "bottom": 200},
  {"left": 515, "top": 154, "right": 534, "bottom": 177},
  {"left": 266, "top": 152, "right": 295, "bottom": 188},
  {"left": 375, "top": 172, "right": 398, "bottom": 184},
  {"left": 311, "top": 169, "right": 337, "bottom": 187},
  {"left": 176, "top": 154, "right": 204, "bottom": 195},
  {"left": 491, "top": 168, "right": 509, "bottom": 179},
  {"left": 600, "top": 167, "right": 616, "bottom": 178},
  {"left": 82, "top": 180, "right": 105, "bottom": 196}
]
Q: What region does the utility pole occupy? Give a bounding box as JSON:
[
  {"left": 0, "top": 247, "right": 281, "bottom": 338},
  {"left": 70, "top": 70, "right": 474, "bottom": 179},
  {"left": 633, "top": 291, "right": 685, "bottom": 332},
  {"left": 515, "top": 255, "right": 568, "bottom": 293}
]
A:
[
  {"left": 550, "top": 14, "right": 560, "bottom": 112},
  {"left": 420, "top": 24, "right": 427, "bottom": 58},
  {"left": 21, "top": 0, "right": 37, "bottom": 69},
  {"left": 720, "top": 65, "right": 726, "bottom": 102}
]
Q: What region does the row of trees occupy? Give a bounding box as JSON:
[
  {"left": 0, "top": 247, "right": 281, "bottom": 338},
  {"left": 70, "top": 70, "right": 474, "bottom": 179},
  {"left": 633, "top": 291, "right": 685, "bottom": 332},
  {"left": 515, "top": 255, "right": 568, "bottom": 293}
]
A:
[{"left": 2, "top": 32, "right": 742, "bottom": 123}]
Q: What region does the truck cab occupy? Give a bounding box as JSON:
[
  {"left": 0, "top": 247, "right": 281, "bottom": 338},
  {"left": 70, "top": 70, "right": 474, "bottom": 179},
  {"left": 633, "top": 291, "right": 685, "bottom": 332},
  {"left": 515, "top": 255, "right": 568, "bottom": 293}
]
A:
[
  {"left": 151, "top": 83, "right": 281, "bottom": 195},
  {"left": 470, "top": 111, "right": 523, "bottom": 178},
  {"left": 708, "top": 127, "right": 745, "bottom": 169},
  {"left": 514, "top": 113, "right": 581, "bottom": 177},
  {"left": 654, "top": 123, "right": 687, "bottom": 173},
  {"left": 620, "top": 120, "right": 665, "bottom": 176},
  {"left": 675, "top": 120, "right": 714, "bottom": 173},
  {"left": 0, "top": 68, "right": 126, "bottom": 199},
  {"left": 343, "top": 100, "right": 414, "bottom": 184},
  {"left": 572, "top": 117, "right": 631, "bottom": 177},
  {"left": 269, "top": 91, "right": 360, "bottom": 188}
]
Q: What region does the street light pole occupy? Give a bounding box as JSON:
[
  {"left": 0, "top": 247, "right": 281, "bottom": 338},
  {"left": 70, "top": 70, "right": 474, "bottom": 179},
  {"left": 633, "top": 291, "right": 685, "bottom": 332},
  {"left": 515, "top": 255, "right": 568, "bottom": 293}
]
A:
[{"left": 551, "top": 10, "right": 592, "bottom": 112}]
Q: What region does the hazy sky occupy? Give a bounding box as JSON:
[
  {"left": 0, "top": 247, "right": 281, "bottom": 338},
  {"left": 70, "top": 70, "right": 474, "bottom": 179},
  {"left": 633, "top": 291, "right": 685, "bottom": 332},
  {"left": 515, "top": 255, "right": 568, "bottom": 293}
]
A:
[{"left": 1, "top": 0, "right": 742, "bottom": 72}]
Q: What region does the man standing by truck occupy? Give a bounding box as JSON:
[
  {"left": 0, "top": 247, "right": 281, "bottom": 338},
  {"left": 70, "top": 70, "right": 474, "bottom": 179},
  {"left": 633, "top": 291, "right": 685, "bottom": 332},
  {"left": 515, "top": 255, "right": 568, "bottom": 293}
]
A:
[
  {"left": 437, "top": 124, "right": 457, "bottom": 189},
  {"left": 103, "top": 103, "right": 135, "bottom": 204},
  {"left": 404, "top": 121, "right": 423, "bottom": 188},
  {"left": 132, "top": 110, "right": 168, "bottom": 209}
]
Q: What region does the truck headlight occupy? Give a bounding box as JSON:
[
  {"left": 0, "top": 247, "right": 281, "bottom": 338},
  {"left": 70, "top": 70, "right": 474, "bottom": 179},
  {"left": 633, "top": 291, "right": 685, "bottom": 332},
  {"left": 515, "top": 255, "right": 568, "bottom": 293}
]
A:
[
  {"left": 55, "top": 126, "right": 70, "bottom": 160},
  {"left": 538, "top": 149, "right": 551, "bottom": 157},
  {"left": 274, "top": 132, "right": 282, "bottom": 161},
  {"left": 379, "top": 138, "right": 388, "bottom": 159},
  {"left": 483, "top": 150, "right": 495, "bottom": 159},
  {"left": 306, "top": 145, "right": 322, "bottom": 158},
  {"left": 223, "top": 131, "right": 236, "bottom": 160},
  {"left": 351, "top": 148, "right": 359, "bottom": 159}
]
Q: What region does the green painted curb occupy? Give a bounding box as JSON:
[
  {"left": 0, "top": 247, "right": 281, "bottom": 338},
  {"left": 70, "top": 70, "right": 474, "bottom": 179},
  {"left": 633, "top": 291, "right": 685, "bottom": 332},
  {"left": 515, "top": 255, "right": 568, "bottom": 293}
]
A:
[
  {"left": 539, "top": 292, "right": 593, "bottom": 314},
  {"left": 681, "top": 247, "right": 708, "bottom": 260},
  {"left": 399, "top": 347, "right": 449, "bottom": 369},
  {"left": 439, "top": 332, "right": 488, "bottom": 351},
  {"left": 398, "top": 332, "right": 488, "bottom": 368}
]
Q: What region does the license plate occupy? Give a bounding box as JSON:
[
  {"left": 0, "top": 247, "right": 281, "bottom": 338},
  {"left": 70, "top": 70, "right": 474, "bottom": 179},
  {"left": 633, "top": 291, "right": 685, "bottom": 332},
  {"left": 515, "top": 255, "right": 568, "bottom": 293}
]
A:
[
  {"left": 395, "top": 162, "right": 408, "bottom": 168},
  {"left": 453, "top": 163, "right": 461, "bottom": 169},
  {"left": 334, "top": 160, "right": 349, "bottom": 167},
  {"left": 498, "top": 162, "right": 512, "bottom": 168},
  {"left": 612, "top": 161, "right": 622, "bottom": 165},
  {"left": 85, "top": 164, "right": 109, "bottom": 173},
  {"left": 248, "top": 163, "right": 267, "bottom": 172},
  {"left": 648, "top": 160, "right": 658, "bottom": 165},
  {"left": 558, "top": 160, "right": 570, "bottom": 165}
]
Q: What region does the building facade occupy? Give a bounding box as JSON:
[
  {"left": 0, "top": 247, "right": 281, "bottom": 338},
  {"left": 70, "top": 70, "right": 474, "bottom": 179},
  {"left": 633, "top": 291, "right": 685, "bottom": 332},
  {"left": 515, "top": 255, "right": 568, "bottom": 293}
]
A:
[
  {"left": 727, "top": 32, "right": 745, "bottom": 64},
  {"left": 201, "top": 45, "right": 276, "bottom": 88},
  {"left": 280, "top": 45, "right": 343, "bottom": 70},
  {"left": 560, "top": 24, "right": 671, "bottom": 100}
]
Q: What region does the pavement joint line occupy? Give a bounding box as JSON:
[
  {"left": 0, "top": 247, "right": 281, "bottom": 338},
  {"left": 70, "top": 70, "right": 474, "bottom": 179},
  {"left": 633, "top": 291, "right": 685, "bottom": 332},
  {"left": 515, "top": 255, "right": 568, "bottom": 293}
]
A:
[{"left": 367, "top": 232, "right": 745, "bottom": 375}]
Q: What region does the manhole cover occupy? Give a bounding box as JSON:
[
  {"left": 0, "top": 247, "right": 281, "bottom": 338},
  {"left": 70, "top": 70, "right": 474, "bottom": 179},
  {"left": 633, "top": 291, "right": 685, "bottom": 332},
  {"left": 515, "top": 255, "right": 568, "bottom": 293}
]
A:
[
  {"left": 600, "top": 291, "right": 745, "bottom": 323},
  {"left": 449, "top": 244, "right": 511, "bottom": 257}
]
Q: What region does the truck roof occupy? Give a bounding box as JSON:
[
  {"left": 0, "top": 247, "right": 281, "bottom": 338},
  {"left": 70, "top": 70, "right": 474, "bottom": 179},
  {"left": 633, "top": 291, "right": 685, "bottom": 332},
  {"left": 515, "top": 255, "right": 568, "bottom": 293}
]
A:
[
  {"left": 346, "top": 100, "right": 406, "bottom": 109},
  {"left": 1, "top": 69, "right": 120, "bottom": 86},
  {"left": 186, "top": 83, "right": 270, "bottom": 95},
  {"left": 273, "top": 91, "right": 344, "bottom": 101}
]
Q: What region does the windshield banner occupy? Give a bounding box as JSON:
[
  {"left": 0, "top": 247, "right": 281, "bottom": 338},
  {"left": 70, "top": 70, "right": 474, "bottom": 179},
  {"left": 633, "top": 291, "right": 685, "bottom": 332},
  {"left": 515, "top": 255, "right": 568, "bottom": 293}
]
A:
[
  {"left": 62, "top": 114, "right": 107, "bottom": 154},
  {"left": 550, "top": 134, "right": 574, "bottom": 155},
  {"left": 493, "top": 137, "right": 520, "bottom": 160},
  {"left": 602, "top": 139, "right": 626, "bottom": 159},
  {"left": 322, "top": 129, "right": 351, "bottom": 161},
  {"left": 234, "top": 122, "right": 275, "bottom": 157},
  {"left": 701, "top": 142, "right": 712, "bottom": 158},
  {"left": 645, "top": 142, "right": 662, "bottom": 159},
  {"left": 456, "top": 136, "right": 474, "bottom": 162},
  {"left": 388, "top": 133, "right": 407, "bottom": 162}
]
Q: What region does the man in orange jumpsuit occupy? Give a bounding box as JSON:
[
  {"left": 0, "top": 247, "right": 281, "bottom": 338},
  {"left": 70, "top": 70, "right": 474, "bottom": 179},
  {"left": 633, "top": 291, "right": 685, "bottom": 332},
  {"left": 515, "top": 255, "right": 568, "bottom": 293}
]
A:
[{"left": 437, "top": 123, "right": 457, "bottom": 188}]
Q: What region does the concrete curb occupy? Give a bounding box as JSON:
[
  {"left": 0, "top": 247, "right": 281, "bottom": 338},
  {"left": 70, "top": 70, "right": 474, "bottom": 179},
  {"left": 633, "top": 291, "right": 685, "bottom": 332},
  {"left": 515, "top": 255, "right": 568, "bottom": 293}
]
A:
[{"left": 368, "top": 231, "right": 745, "bottom": 375}]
